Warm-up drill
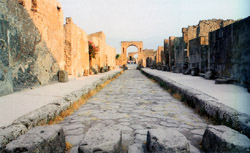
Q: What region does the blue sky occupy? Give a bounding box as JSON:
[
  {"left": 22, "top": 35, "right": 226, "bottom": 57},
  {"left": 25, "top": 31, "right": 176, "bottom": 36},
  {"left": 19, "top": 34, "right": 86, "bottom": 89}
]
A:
[{"left": 60, "top": 0, "right": 250, "bottom": 54}]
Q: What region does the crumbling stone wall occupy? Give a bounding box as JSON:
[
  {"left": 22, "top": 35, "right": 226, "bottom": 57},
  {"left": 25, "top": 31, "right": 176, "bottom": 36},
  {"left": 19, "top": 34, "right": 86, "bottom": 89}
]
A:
[
  {"left": 0, "top": 0, "right": 65, "bottom": 96},
  {"left": 64, "top": 17, "right": 89, "bottom": 77},
  {"left": 182, "top": 26, "right": 198, "bottom": 57},
  {"left": 209, "top": 16, "right": 250, "bottom": 85},
  {"left": 188, "top": 19, "right": 235, "bottom": 73},
  {"left": 197, "top": 19, "right": 223, "bottom": 38}
]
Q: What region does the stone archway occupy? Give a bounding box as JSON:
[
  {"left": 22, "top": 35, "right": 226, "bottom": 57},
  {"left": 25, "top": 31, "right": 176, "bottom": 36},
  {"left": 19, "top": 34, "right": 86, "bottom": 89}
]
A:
[
  {"left": 121, "top": 41, "right": 143, "bottom": 67},
  {"left": 128, "top": 52, "right": 138, "bottom": 64}
]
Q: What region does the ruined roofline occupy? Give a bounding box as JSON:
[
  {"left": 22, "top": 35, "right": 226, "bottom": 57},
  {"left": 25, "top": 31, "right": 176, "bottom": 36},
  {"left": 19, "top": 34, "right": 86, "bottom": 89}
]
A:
[
  {"left": 182, "top": 25, "right": 198, "bottom": 30},
  {"left": 182, "top": 18, "right": 235, "bottom": 30},
  {"left": 169, "top": 36, "right": 182, "bottom": 39},
  {"left": 198, "top": 18, "right": 235, "bottom": 23},
  {"left": 164, "top": 39, "right": 169, "bottom": 43},
  {"left": 121, "top": 41, "right": 143, "bottom": 43},
  {"left": 143, "top": 49, "right": 155, "bottom": 52},
  {"left": 88, "top": 31, "right": 106, "bottom": 41}
]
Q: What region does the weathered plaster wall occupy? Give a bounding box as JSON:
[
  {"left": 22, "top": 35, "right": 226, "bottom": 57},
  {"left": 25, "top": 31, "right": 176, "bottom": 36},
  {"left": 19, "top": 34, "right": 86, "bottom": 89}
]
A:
[
  {"left": 64, "top": 18, "right": 89, "bottom": 77},
  {"left": 88, "top": 31, "right": 116, "bottom": 73},
  {"left": 209, "top": 17, "right": 250, "bottom": 85},
  {"left": 106, "top": 45, "right": 116, "bottom": 69},
  {"left": 0, "top": 0, "right": 65, "bottom": 96}
]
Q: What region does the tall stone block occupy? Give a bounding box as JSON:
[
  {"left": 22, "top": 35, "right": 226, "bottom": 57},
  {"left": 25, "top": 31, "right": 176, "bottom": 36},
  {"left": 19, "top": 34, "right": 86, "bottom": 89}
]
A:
[
  {"left": 209, "top": 16, "right": 250, "bottom": 85},
  {"left": 0, "top": 18, "right": 13, "bottom": 96},
  {"left": 189, "top": 37, "right": 209, "bottom": 73},
  {"left": 156, "top": 46, "right": 164, "bottom": 65},
  {"left": 164, "top": 39, "right": 169, "bottom": 67}
]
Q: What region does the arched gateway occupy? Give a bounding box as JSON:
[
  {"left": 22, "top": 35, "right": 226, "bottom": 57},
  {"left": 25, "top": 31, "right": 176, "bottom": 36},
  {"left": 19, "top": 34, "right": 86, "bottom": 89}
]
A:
[{"left": 121, "top": 41, "right": 143, "bottom": 67}]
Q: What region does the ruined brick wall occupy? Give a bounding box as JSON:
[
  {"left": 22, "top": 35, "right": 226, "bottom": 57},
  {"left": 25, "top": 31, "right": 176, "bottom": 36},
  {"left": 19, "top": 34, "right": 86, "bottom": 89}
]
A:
[
  {"left": 209, "top": 16, "right": 250, "bottom": 85},
  {"left": 64, "top": 17, "right": 89, "bottom": 77},
  {"left": 0, "top": 0, "right": 65, "bottom": 96}
]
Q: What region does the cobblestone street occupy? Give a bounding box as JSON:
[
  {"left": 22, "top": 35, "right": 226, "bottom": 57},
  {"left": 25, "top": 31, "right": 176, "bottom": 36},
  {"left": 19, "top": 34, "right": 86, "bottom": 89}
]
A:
[{"left": 60, "top": 70, "right": 209, "bottom": 152}]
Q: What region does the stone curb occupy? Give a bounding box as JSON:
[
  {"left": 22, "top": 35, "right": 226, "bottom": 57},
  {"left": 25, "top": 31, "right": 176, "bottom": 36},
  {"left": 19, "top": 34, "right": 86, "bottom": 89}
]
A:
[
  {"left": 4, "top": 125, "right": 66, "bottom": 153},
  {"left": 0, "top": 70, "right": 122, "bottom": 151},
  {"left": 141, "top": 69, "right": 250, "bottom": 138}
]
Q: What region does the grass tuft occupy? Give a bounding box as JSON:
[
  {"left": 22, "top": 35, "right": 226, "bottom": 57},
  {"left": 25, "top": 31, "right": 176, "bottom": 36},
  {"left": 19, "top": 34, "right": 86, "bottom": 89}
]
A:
[{"left": 66, "top": 142, "right": 72, "bottom": 152}]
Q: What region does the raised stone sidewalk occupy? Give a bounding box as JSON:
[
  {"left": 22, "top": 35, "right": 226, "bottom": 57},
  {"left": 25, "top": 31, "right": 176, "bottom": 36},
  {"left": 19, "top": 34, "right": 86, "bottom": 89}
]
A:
[
  {"left": 0, "top": 69, "right": 122, "bottom": 150},
  {"left": 141, "top": 68, "right": 250, "bottom": 138}
]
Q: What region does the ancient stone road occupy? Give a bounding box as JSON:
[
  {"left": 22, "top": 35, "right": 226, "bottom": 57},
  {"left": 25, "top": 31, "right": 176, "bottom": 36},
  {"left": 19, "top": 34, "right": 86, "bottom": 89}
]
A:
[{"left": 60, "top": 70, "right": 209, "bottom": 153}]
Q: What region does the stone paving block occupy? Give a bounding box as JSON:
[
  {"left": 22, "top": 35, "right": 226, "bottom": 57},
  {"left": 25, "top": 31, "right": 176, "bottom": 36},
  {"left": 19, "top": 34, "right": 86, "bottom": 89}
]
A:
[
  {"left": 202, "top": 125, "right": 250, "bottom": 153},
  {"left": 146, "top": 129, "right": 190, "bottom": 153},
  {"left": 78, "top": 123, "right": 122, "bottom": 153},
  {"left": 4, "top": 125, "right": 65, "bottom": 153},
  {"left": 128, "top": 143, "right": 144, "bottom": 153}
]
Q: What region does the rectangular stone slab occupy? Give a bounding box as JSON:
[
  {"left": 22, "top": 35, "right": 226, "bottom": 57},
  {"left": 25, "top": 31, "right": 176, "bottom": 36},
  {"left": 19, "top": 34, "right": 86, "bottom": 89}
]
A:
[{"left": 4, "top": 125, "right": 65, "bottom": 153}]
